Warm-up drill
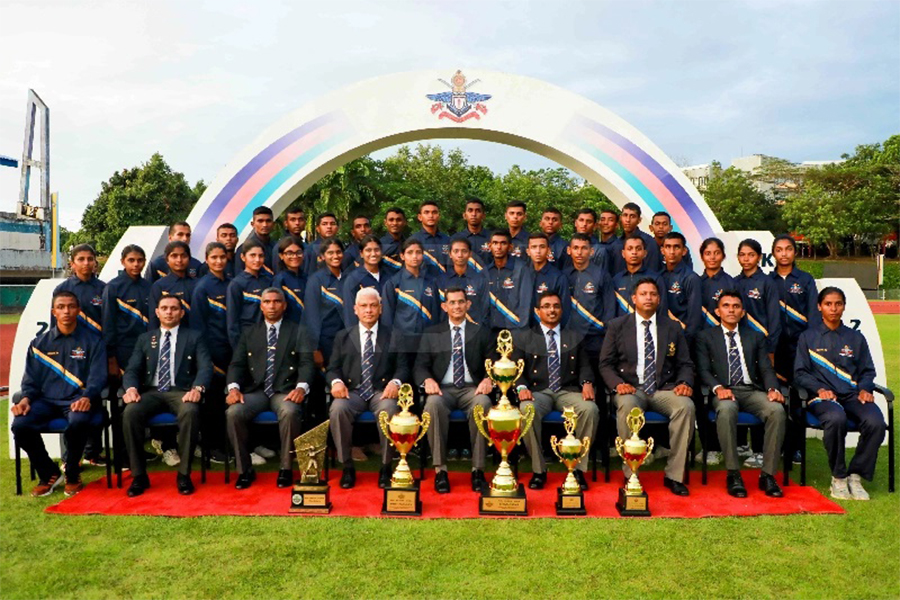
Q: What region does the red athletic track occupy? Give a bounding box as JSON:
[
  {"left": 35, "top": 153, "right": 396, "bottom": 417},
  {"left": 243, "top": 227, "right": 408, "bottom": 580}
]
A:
[
  {"left": 46, "top": 470, "right": 843, "bottom": 519},
  {"left": 0, "top": 323, "right": 15, "bottom": 389},
  {"left": 869, "top": 301, "right": 900, "bottom": 314}
]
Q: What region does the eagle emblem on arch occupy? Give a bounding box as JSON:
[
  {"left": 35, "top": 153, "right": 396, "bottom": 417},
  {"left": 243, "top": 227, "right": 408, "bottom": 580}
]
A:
[{"left": 427, "top": 70, "right": 492, "bottom": 122}]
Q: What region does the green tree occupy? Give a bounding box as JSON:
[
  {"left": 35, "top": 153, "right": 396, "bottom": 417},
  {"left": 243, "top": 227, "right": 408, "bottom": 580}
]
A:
[{"left": 702, "top": 162, "right": 783, "bottom": 231}]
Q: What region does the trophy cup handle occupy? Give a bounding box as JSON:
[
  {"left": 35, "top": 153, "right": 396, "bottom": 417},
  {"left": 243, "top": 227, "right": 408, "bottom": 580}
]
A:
[
  {"left": 377, "top": 410, "right": 391, "bottom": 441},
  {"left": 472, "top": 403, "right": 490, "bottom": 441},
  {"left": 579, "top": 436, "right": 592, "bottom": 462},
  {"left": 614, "top": 436, "right": 625, "bottom": 458},
  {"left": 646, "top": 436, "right": 655, "bottom": 456},
  {"left": 518, "top": 402, "right": 535, "bottom": 443},
  {"left": 515, "top": 358, "right": 525, "bottom": 383},
  {"left": 549, "top": 435, "right": 563, "bottom": 461},
  {"left": 415, "top": 412, "right": 431, "bottom": 445}
]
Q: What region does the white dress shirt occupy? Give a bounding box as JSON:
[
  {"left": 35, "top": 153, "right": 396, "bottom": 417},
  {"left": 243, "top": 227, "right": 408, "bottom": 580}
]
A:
[
  {"left": 716, "top": 324, "right": 753, "bottom": 390},
  {"left": 635, "top": 313, "right": 657, "bottom": 385},
  {"left": 151, "top": 325, "right": 179, "bottom": 388},
  {"left": 441, "top": 319, "right": 474, "bottom": 385}
]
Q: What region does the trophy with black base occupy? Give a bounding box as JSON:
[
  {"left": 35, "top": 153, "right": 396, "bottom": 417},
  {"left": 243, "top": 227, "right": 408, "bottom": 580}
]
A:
[
  {"left": 378, "top": 384, "right": 430, "bottom": 516},
  {"left": 290, "top": 420, "right": 332, "bottom": 513},
  {"left": 615, "top": 407, "right": 653, "bottom": 517},
  {"left": 550, "top": 406, "right": 591, "bottom": 515}
]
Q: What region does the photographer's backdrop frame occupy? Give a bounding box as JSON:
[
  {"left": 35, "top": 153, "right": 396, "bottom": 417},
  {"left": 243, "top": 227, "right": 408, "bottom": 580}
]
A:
[{"left": 9, "top": 69, "right": 885, "bottom": 455}]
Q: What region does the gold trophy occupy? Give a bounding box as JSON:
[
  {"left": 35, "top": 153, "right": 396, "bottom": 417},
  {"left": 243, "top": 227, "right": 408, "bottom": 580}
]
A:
[
  {"left": 615, "top": 407, "right": 654, "bottom": 516},
  {"left": 378, "top": 383, "right": 430, "bottom": 515},
  {"left": 550, "top": 406, "right": 591, "bottom": 515},
  {"left": 473, "top": 329, "right": 535, "bottom": 515},
  {"left": 290, "top": 420, "right": 332, "bottom": 513}
]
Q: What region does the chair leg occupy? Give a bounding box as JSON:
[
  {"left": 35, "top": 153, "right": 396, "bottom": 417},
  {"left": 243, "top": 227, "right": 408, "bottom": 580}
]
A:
[
  {"left": 200, "top": 435, "right": 207, "bottom": 485},
  {"left": 888, "top": 419, "right": 895, "bottom": 493},
  {"left": 224, "top": 444, "right": 231, "bottom": 484},
  {"left": 800, "top": 422, "right": 807, "bottom": 487},
  {"left": 111, "top": 400, "right": 123, "bottom": 489},
  {"left": 701, "top": 419, "right": 708, "bottom": 486},
  {"left": 590, "top": 442, "right": 597, "bottom": 483},
  {"left": 15, "top": 441, "right": 22, "bottom": 496},
  {"left": 104, "top": 424, "right": 113, "bottom": 489}
]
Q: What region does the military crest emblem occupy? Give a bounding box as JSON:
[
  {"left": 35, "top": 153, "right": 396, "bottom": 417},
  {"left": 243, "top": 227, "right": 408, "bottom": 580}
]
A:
[
  {"left": 789, "top": 282, "right": 803, "bottom": 294},
  {"left": 667, "top": 342, "right": 676, "bottom": 357},
  {"left": 70, "top": 347, "right": 86, "bottom": 360},
  {"left": 839, "top": 345, "right": 854, "bottom": 358},
  {"left": 747, "top": 288, "right": 762, "bottom": 300},
  {"left": 427, "top": 70, "right": 492, "bottom": 123}
]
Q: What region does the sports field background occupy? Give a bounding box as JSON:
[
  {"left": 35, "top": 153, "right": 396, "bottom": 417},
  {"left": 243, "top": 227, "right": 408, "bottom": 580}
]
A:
[{"left": 0, "top": 314, "right": 897, "bottom": 599}]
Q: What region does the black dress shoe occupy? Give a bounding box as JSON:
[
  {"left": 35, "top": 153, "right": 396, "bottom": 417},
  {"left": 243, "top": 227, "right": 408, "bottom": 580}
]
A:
[
  {"left": 663, "top": 477, "right": 690, "bottom": 496},
  {"left": 759, "top": 473, "right": 784, "bottom": 498},
  {"left": 235, "top": 470, "right": 256, "bottom": 490},
  {"left": 340, "top": 467, "right": 356, "bottom": 489},
  {"left": 528, "top": 472, "right": 546, "bottom": 490},
  {"left": 726, "top": 471, "right": 747, "bottom": 498},
  {"left": 573, "top": 469, "right": 589, "bottom": 492},
  {"left": 378, "top": 465, "right": 393, "bottom": 489},
  {"left": 471, "top": 469, "right": 486, "bottom": 492},
  {"left": 434, "top": 471, "right": 451, "bottom": 494},
  {"left": 126, "top": 474, "right": 150, "bottom": 497},
  {"left": 276, "top": 469, "right": 293, "bottom": 488},
  {"left": 176, "top": 473, "right": 195, "bottom": 495}
]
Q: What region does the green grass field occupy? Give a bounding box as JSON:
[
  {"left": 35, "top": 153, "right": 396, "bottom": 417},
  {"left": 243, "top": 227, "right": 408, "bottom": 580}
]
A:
[{"left": 1, "top": 316, "right": 898, "bottom": 599}]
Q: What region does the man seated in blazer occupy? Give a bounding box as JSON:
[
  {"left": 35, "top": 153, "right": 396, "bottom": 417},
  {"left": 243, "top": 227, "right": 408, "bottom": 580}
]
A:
[
  {"left": 122, "top": 295, "right": 212, "bottom": 497},
  {"left": 225, "top": 287, "right": 315, "bottom": 490},
  {"left": 414, "top": 287, "right": 494, "bottom": 494},
  {"left": 513, "top": 292, "right": 598, "bottom": 491},
  {"left": 599, "top": 277, "right": 696, "bottom": 496},
  {"left": 695, "top": 290, "right": 785, "bottom": 498},
  {"left": 328, "top": 287, "right": 408, "bottom": 489}
]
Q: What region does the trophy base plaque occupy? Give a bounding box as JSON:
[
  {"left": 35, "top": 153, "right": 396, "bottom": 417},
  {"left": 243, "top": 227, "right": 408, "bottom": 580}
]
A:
[
  {"left": 616, "top": 488, "right": 650, "bottom": 517},
  {"left": 480, "top": 484, "right": 528, "bottom": 516},
  {"left": 382, "top": 481, "right": 422, "bottom": 516},
  {"left": 290, "top": 482, "right": 332, "bottom": 514},
  {"left": 555, "top": 488, "right": 587, "bottom": 515}
]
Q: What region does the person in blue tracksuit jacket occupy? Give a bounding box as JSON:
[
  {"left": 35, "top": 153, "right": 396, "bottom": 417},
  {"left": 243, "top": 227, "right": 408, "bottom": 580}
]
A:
[
  {"left": 272, "top": 236, "right": 307, "bottom": 324},
  {"left": 538, "top": 207, "right": 569, "bottom": 269},
  {"left": 53, "top": 244, "right": 106, "bottom": 338},
  {"left": 660, "top": 232, "right": 702, "bottom": 344},
  {"left": 340, "top": 216, "right": 372, "bottom": 272},
  {"left": 611, "top": 234, "right": 667, "bottom": 318},
  {"left": 485, "top": 230, "right": 534, "bottom": 332},
  {"left": 598, "top": 208, "right": 625, "bottom": 276},
  {"left": 451, "top": 197, "right": 492, "bottom": 269},
  {"left": 699, "top": 237, "right": 736, "bottom": 331},
  {"left": 302, "top": 237, "right": 346, "bottom": 367},
  {"left": 794, "top": 286, "right": 885, "bottom": 499},
  {"left": 563, "top": 208, "right": 609, "bottom": 273},
  {"left": 198, "top": 222, "right": 238, "bottom": 280},
  {"left": 770, "top": 234, "right": 819, "bottom": 382},
  {"left": 438, "top": 238, "right": 490, "bottom": 326},
  {"left": 226, "top": 239, "right": 272, "bottom": 348},
  {"left": 102, "top": 244, "right": 150, "bottom": 377},
  {"left": 735, "top": 239, "right": 781, "bottom": 358},
  {"left": 302, "top": 212, "right": 340, "bottom": 276},
  {"left": 380, "top": 207, "right": 408, "bottom": 273},
  {"left": 564, "top": 233, "right": 615, "bottom": 378},
  {"left": 651, "top": 211, "right": 693, "bottom": 270},
  {"left": 234, "top": 207, "right": 277, "bottom": 277},
  {"left": 342, "top": 235, "right": 390, "bottom": 326},
  {"left": 505, "top": 201, "right": 530, "bottom": 261},
  {"left": 382, "top": 239, "right": 440, "bottom": 357},
  {"left": 615, "top": 203, "right": 663, "bottom": 274},
  {"left": 191, "top": 242, "right": 232, "bottom": 372},
  {"left": 409, "top": 200, "right": 451, "bottom": 277},
  {"left": 527, "top": 232, "right": 570, "bottom": 326},
  {"left": 149, "top": 241, "right": 197, "bottom": 330},
  {"left": 149, "top": 222, "right": 203, "bottom": 281}
]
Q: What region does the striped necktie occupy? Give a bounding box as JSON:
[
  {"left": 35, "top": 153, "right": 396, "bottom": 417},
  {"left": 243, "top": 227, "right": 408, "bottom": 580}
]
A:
[
  {"left": 547, "top": 329, "right": 561, "bottom": 392},
  {"left": 158, "top": 331, "right": 172, "bottom": 392},
  {"left": 452, "top": 326, "right": 465, "bottom": 388},
  {"left": 360, "top": 330, "right": 375, "bottom": 402},
  {"left": 727, "top": 331, "right": 744, "bottom": 387},
  {"left": 642, "top": 320, "right": 657, "bottom": 395},
  {"left": 265, "top": 325, "right": 276, "bottom": 398}
]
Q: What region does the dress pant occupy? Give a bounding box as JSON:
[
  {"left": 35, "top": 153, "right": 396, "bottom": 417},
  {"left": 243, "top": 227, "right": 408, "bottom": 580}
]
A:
[
  {"left": 614, "top": 389, "right": 695, "bottom": 483},
  {"left": 712, "top": 386, "right": 786, "bottom": 475},
  {"left": 329, "top": 391, "right": 398, "bottom": 465},
  {"left": 532, "top": 388, "right": 599, "bottom": 471},
  {"left": 518, "top": 392, "right": 552, "bottom": 473},
  {"left": 226, "top": 391, "right": 304, "bottom": 474},
  {"left": 808, "top": 394, "right": 886, "bottom": 481},
  {"left": 424, "top": 386, "right": 492, "bottom": 469},
  {"left": 12, "top": 399, "right": 98, "bottom": 481},
  {"left": 123, "top": 389, "right": 200, "bottom": 478}
]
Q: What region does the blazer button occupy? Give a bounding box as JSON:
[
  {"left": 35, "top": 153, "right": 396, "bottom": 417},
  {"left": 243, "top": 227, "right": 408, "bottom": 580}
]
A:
[{"left": 289, "top": 366, "right": 294, "bottom": 370}]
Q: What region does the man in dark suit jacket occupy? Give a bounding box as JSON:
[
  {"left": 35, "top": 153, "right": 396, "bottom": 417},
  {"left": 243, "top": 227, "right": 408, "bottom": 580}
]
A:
[
  {"left": 513, "top": 292, "right": 598, "bottom": 491},
  {"left": 328, "top": 287, "right": 408, "bottom": 489},
  {"left": 599, "top": 277, "right": 695, "bottom": 496},
  {"left": 122, "top": 295, "right": 212, "bottom": 497},
  {"left": 696, "top": 290, "right": 785, "bottom": 498},
  {"left": 414, "top": 287, "right": 494, "bottom": 494},
  {"left": 225, "top": 288, "right": 315, "bottom": 490}
]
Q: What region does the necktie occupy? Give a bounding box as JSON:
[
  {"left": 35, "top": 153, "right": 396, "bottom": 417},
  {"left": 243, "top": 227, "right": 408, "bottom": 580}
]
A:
[
  {"left": 727, "top": 331, "right": 744, "bottom": 387},
  {"left": 547, "top": 329, "right": 561, "bottom": 392},
  {"left": 452, "top": 326, "right": 465, "bottom": 388},
  {"left": 265, "top": 325, "right": 276, "bottom": 398},
  {"left": 360, "top": 330, "right": 374, "bottom": 402},
  {"left": 642, "top": 320, "right": 656, "bottom": 395},
  {"left": 158, "top": 331, "right": 171, "bottom": 392}
]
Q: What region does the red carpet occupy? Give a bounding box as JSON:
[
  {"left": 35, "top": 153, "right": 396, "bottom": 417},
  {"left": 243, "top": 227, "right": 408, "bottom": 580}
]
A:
[{"left": 46, "top": 470, "right": 844, "bottom": 519}]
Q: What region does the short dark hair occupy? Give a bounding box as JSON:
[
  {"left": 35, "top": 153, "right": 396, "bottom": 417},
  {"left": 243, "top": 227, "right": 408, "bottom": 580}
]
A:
[
  {"left": 663, "top": 232, "right": 686, "bottom": 246},
  {"left": 700, "top": 237, "right": 725, "bottom": 255},
  {"left": 241, "top": 239, "right": 265, "bottom": 255},
  {"left": 491, "top": 230, "right": 512, "bottom": 242},
  {"left": 818, "top": 286, "right": 846, "bottom": 304},
  {"left": 528, "top": 232, "right": 549, "bottom": 243},
  {"left": 600, "top": 208, "right": 619, "bottom": 218},
  {"left": 738, "top": 238, "right": 762, "bottom": 255},
  {"left": 623, "top": 233, "right": 646, "bottom": 250},
  {"left": 633, "top": 277, "right": 658, "bottom": 293},
  {"left": 465, "top": 197, "right": 485, "bottom": 209},
  {"left": 120, "top": 244, "right": 145, "bottom": 260},
  {"left": 450, "top": 237, "right": 472, "bottom": 251},
  {"left": 401, "top": 238, "right": 424, "bottom": 253},
  {"left": 542, "top": 206, "right": 563, "bottom": 217},
  {"left": 537, "top": 291, "right": 561, "bottom": 305},
  {"left": 317, "top": 212, "right": 338, "bottom": 225},
  {"left": 506, "top": 200, "right": 527, "bottom": 211},
  {"left": 52, "top": 289, "right": 79, "bottom": 307},
  {"left": 575, "top": 207, "right": 597, "bottom": 220},
  {"left": 386, "top": 207, "right": 407, "bottom": 219},
  {"left": 352, "top": 215, "right": 371, "bottom": 225},
  {"left": 277, "top": 236, "right": 304, "bottom": 254},
  {"left": 652, "top": 211, "right": 671, "bottom": 223},
  {"left": 359, "top": 234, "right": 382, "bottom": 250},
  {"left": 717, "top": 290, "right": 743, "bottom": 306},
  {"left": 70, "top": 243, "right": 96, "bottom": 259},
  {"left": 252, "top": 206, "right": 274, "bottom": 218},
  {"left": 169, "top": 221, "right": 191, "bottom": 234},
  {"left": 217, "top": 222, "right": 238, "bottom": 233},
  {"left": 157, "top": 294, "right": 183, "bottom": 308},
  {"left": 570, "top": 232, "right": 592, "bottom": 245},
  {"left": 444, "top": 286, "right": 467, "bottom": 301},
  {"left": 164, "top": 240, "right": 191, "bottom": 258},
  {"left": 418, "top": 200, "right": 439, "bottom": 213},
  {"left": 319, "top": 237, "right": 344, "bottom": 255},
  {"left": 205, "top": 241, "right": 226, "bottom": 257},
  {"left": 622, "top": 202, "right": 641, "bottom": 215},
  {"left": 285, "top": 206, "right": 305, "bottom": 216},
  {"left": 772, "top": 234, "right": 796, "bottom": 252}
]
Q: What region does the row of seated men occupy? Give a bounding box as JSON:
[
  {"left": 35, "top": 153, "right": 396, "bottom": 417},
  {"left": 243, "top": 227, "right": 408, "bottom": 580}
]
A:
[{"left": 14, "top": 273, "right": 885, "bottom": 502}]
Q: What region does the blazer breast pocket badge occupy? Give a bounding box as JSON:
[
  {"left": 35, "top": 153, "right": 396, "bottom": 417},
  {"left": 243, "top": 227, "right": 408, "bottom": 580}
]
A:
[{"left": 667, "top": 342, "right": 676, "bottom": 357}]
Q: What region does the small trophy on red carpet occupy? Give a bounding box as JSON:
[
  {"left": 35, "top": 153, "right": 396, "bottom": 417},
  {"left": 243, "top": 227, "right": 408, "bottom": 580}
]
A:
[
  {"left": 615, "top": 408, "right": 654, "bottom": 517},
  {"left": 378, "top": 384, "right": 430, "bottom": 516},
  {"left": 550, "top": 406, "right": 591, "bottom": 515},
  {"left": 290, "top": 420, "right": 332, "bottom": 513}
]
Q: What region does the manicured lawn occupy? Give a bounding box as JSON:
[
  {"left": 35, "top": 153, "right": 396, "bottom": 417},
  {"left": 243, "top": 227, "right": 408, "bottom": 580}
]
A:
[{"left": 1, "top": 317, "right": 898, "bottom": 599}]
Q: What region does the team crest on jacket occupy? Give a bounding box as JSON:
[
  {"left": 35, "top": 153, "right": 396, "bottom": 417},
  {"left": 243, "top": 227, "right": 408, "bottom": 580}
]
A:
[
  {"left": 70, "top": 347, "right": 86, "bottom": 360},
  {"left": 510, "top": 246, "right": 523, "bottom": 257},
  {"left": 465, "top": 284, "right": 477, "bottom": 296},
  {"left": 502, "top": 277, "right": 515, "bottom": 290},
  {"left": 712, "top": 288, "right": 724, "bottom": 301},
  {"left": 480, "top": 241, "right": 491, "bottom": 253},
  {"left": 582, "top": 282, "right": 596, "bottom": 294},
  {"left": 90, "top": 295, "right": 103, "bottom": 306},
  {"left": 536, "top": 282, "right": 549, "bottom": 294},
  {"left": 839, "top": 345, "right": 854, "bottom": 358},
  {"left": 426, "top": 70, "right": 491, "bottom": 123},
  {"left": 747, "top": 288, "right": 762, "bottom": 300},
  {"left": 667, "top": 342, "right": 676, "bottom": 356},
  {"left": 423, "top": 286, "right": 434, "bottom": 297},
  {"left": 668, "top": 281, "right": 682, "bottom": 295},
  {"left": 789, "top": 283, "right": 804, "bottom": 294},
  {"left": 441, "top": 245, "right": 450, "bottom": 255},
  {"left": 188, "top": 267, "right": 198, "bottom": 278}
]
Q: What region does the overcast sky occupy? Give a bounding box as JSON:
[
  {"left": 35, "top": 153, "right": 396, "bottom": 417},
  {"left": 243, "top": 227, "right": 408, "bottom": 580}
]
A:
[{"left": 1, "top": 0, "right": 897, "bottom": 229}]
